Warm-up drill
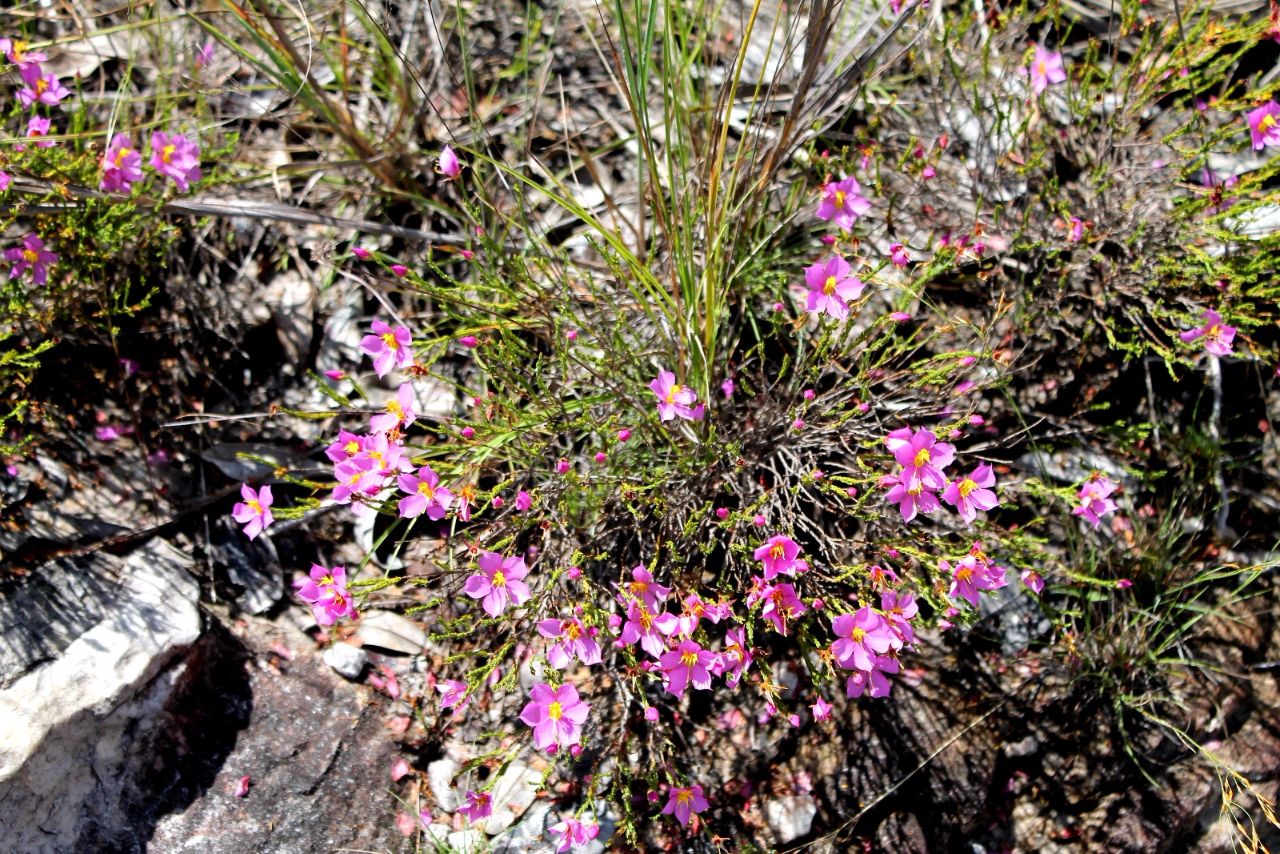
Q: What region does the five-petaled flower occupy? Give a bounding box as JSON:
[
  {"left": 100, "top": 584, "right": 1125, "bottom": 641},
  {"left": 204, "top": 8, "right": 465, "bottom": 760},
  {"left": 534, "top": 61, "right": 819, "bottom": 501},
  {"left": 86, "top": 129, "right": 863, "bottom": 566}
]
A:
[
  {"left": 661, "top": 784, "right": 708, "bottom": 827},
  {"left": 658, "top": 639, "right": 715, "bottom": 698},
  {"left": 831, "top": 607, "right": 898, "bottom": 672},
  {"left": 397, "top": 465, "right": 455, "bottom": 520},
  {"left": 370, "top": 383, "right": 416, "bottom": 433},
  {"left": 1073, "top": 474, "right": 1119, "bottom": 527},
  {"left": 17, "top": 62, "right": 69, "bottom": 108},
  {"left": 464, "top": 551, "right": 531, "bottom": 617},
  {"left": 815, "top": 176, "right": 871, "bottom": 231},
  {"left": 941, "top": 463, "right": 1000, "bottom": 524},
  {"left": 887, "top": 426, "right": 955, "bottom": 490},
  {"left": 1023, "top": 44, "right": 1066, "bottom": 95},
  {"left": 548, "top": 816, "right": 600, "bottom": 852},
  {"left": 804, "top": 256, "right": 865, "bottom": 320},
  {"left": 437, "top": 145, "right": 462, "bottom": 179},
  {"left": 1247, "top": 101, "right": 1280, "bottom": 150},
  {"left": 292, "top": 563, "right": 356, "bottom": 625},
  {"left": 538, "top": 616, "right": 603, "bottom": 669},
  {"left": 457, "top": 790, "right": 492, "bottom": 823},
  {"left": 753, "top": 534, "right": 806, "bottom": 580},
  {"left": 1179, "top": 309, "right": 1236, "bottom": 356},
  {"left": 231, "top": 482, "right": 274, "bottom": 539},
  {"left": 101, "top": 135, "right": 144, "bottom": 193},
  {"left": 520, "top": 682, "right": 590, "bottom": 752},
  {"left": 149, "top": 131, "right": 202, "bottom": 192},
  {"left": 6, "top": 234, "right": 58, "bottom": 285},
  {"left": 649, "top": 371, "right": 701, "bottom": 422},
  {"left": 360, "top": 320, "right": 414, "bottom": 377}
]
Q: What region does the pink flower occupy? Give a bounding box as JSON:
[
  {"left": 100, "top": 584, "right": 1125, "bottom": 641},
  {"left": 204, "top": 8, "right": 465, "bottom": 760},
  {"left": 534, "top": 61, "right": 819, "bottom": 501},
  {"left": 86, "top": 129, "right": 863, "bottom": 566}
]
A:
[
  {"left": 2, "top": 40, "right": 47, "bottom": 68},
  {"left": 880, "top": 590, "right": 918, "bottom": 645},
  {"left": 1247, "top": 101, "right": 1280, "bottom": 150},
  {"left": 464, "top": 552, "right": 531, "bottom": 617},
  {"left": 538, "top": 617, "right": 602, "bottom": 669},
  {"left": 293, "top": 564, "right": 356, "bottom": 625},
  {"left": 658, "top": 639, "right": 715, "bottom": 698},
  {"left": 649, "top": 370, "right": 701, "bottom": 422},
  {"left": 6, "top": 234, "right": 58, "bottom": 286},
  {"left": 752, "top": 534, "right": 805, "bottom": 580},
  {"left": 457, "top": 790, "right": 492, "bottom": 822},
  {"left": 520, "top": 682, "right": 590, "bottom": 752},
  {"left": 195, "top": 39, "right": 215, "bottom": 67},
  {"left": 370, "top": 383, "right": 416, "bottom": 433},
  {"left": 941, "top": 463, "right": 999, "bottom": 524},
  {"left": 1021, "top": 569, "right": 1045, "bottom": 595},
  {"left": 622, "top": 565, "right": 672, "bottom": 610},
  {"left": 831, "top": 607, "right": 897, "bottom": 671},
  {"left": 0, "top": 171, "right": 10, "bottom": 192},
  {"left": 331, "top": 458, "right": 381, "bottom": 508},
  {"left": 890, "top": 426, "right": 955, "bottom": 490},
  {"left": 100, "top": 135, "right": 144, "bottom": 192},
  {"left": 1022, "top": 44, "right": 1066, "bottom": 95},
  {"left": 804, "top": 256, "right": 865, "bottom": 320},
  {"left": 549, "top": 817, "right": 600, "bottom": 852},
  {"left": 618, "top": 600, "right": 678, "bottom": 658},
  {"left": 945, "top": 553, "right": 1006, "bottom": 607},
  {"left": 149, "top": 131, "right": 202, "bottom": 192},
  {"left": 390, "top": 758, "right": 412, "bottom": 781},
  {"left": 397, "top": 465, "right": 455, "bottom": 520},
  {"left": 815, "top": 176, "right": 871, "bottom": 231},
  {"left": 360, "top": 320, "right": 414, "bottom": 377},
  {"left": 437, "top": 679, "right": 469, "bottom": 715},
  {"left": 515, "top": 489, "right": 533, "bottom": 512},
  {"left": 756, "top": 581, "right": 808, "bottom": 636},
  {"left": 661, "top": 784, "right": 709, "bottom": 827},
  {"left": 1073, "top": 474, "right": 1118, "bottom": 526},
  {"left": 17, "top": 63, "right": 70, "bottom": 108},
  {"left": 1179, "top": 309, "right": 1236, "bottom": 356},
  {"left": 884, "top": 470, "right": 941, "bottom": 522},
  {"left": 1068, "top": 217, "right": 1085, "bottom": 242},
  {"left": 715, "top": 625, "right": 753, "bottom": 687},
  {"left": 351, "top": 246, "right": 372, "bottom": 260},
  {"left": 845, "top": 654, "right": 899, "bottom": 698},
  {"left": 25, "top": 115, "right": 55, "bottom": 148},
  {"left": 811, "top": 696, "right": 833, "bottom": 721},
  {"left": 889, "top": 243, "right": 910, "bottom": 267},
  {"left": 231, "top": 483, "right": 274, "bottom": 539},
  {"left": 437, "top": 145, "right": 462, "bottom": 179}
]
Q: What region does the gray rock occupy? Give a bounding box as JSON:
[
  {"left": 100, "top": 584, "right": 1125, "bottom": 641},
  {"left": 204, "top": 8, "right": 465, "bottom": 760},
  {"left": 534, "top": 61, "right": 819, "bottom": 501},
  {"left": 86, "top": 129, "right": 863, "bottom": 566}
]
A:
[
  {"left": 0, "top": 540, "right": 202, "bottom": 853},
  {"left": 356, "top": 610, "right": 427, "bottom": 655},
  {"left": 429, "top": 757, "right": 464, "bottom": 812},
  {"left": 322, "top": 642, "right": 368, "bottom": 679},
  {"left": 765, "top": 794, "right": 817, "bottom": 844},
  {"left": 485, "top": 760, "right": 543, "bottom": 834},
  {"left": 492, "top": 800, "right": 554, "bottom": 853},
  {"left": 211, "top": 516, "right": 283, "bottom": 614}
]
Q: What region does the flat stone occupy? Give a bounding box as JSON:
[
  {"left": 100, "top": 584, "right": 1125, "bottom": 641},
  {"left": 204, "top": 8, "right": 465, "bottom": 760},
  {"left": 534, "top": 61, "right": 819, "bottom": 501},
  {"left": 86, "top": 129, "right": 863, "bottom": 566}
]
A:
[
  {"left": 765, "top": 794, "right": 817, "bottom": 844},
  {"left": 356, "top": 611, "right": 427, "bottom": 655},
  {"left": 323, "top": 643, "right": 368, "bottom": 679},
  {"left": 485, "top": 760, "right": 543, "bottom": 834},
  {"left": 428, "top": 757, "right": 463, "bottom": 812}
]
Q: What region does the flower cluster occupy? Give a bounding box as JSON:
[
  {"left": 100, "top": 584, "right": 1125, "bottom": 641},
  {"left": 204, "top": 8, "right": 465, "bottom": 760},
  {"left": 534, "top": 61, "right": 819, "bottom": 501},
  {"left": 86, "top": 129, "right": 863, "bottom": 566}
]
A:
[
  {"left": 829, "top": 594, "right": 915, "bottom": 698},
  {"left": 943, "top": 543, "right": 1009, "bottom": 608},
  {"left": 293, "top": 564, "right": 357, "bottom": 625},
  {"left": 881, "top": 426, "right": 1000, "bottom": 525}
]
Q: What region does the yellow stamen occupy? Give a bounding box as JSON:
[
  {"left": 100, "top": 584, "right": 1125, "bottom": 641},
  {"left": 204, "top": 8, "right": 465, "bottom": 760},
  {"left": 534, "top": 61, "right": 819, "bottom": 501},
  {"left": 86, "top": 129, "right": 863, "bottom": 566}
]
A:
[
  {"left": 417, "top": 481, "right": 435, "bottom": 499},
  {"left": 548, "top": 701, "right": 563, "bottom": 720},
  {"left": 381, "top": 332, "right": 399, "bottom": 350},
  {"left": 680, "top": 650, "right": 697, "bottom": 667},
  {"left": 849, "top": 627, "right": 866, "bottom": 643},
  {"left": 665, "top": 384, "right": 682, "bottom": 404},
  {"left": 246, "top": 498, "right": 262, "bottom": 514},
  {"left": 834, "top": 190, "right": 846, "bottom": 208},
  {"left": 22, "top": 249, "right": 38, "bottom": 264},
  {"left": 823, "top": 275, "right": 838, "bottom": 296},
  {"left": 913, "top": 448, "right": 931, "bottom": 467},
  {"left": 162, "top": 143, "right": 176, "bottom": 164},
  {"left": 493, "top": 570, "right": 506, "bottom": 587},
  {"left": 957, "top": 479, "right": 976, "bottom": 499}
]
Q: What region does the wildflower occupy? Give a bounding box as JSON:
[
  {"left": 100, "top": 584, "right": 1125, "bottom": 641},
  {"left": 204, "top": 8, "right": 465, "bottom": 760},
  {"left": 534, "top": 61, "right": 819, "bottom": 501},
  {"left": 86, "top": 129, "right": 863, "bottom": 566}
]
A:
[
  {"left": 941, "top": 463, "right": 999, "bottom": 524},
  {"left": 6, "top": 233, "right": 58, "bottom": 286},
  {"left": 520, "top": 682, "right": 590, "bottom": 752},
  {"left": 889, "top": 243, "right": 910, "bottom": 267},
  {"left": 1021, "top": 569, "right": 1045, "bottom": 595},
  {"left": 715, "top": 625, "right": 753, "bottom": 687},
  {"left": 1073, "top": 474, "right": 1119, "bottom": 526},
  {"left": 831, "top": 608, "right": 898, "bottom": 671},
  {"left": 195, "top": 39, "right": 215, "bottom": 68},
  {"left": 811, "top": 696, "right": 833, "bottom": 721},
  {"left": 100, "top": 135, "right": 143, "bottom": 192},
  {"left": 753, "top": 534, "right": 805, "bottom": 580},
  {"left": 880, "top": 590, "right": 918, "bottom": 645},
  {"left": 538, "top": 617, "right": 602, "bottom": 669},
  {"left": 390, "top": 264, "right": 408, "bottom": 277},
  {"left": 353, "top": 431, "right": 411, "bottom": 477},
  {"left": 1067, "top": 217, "right": 1085, "bottom": 242},
  {"left": 617, "top": 428, "right": 632, "bottom": 441},
  {"left": 549, "top": 816, "right": 600, "bottom": 852},
  {"left": 437, "top": 145, "right": 462, "bottom": 179},
  {"left": 644, "top": 706, "right": 659, "bottom": 721},
  {"left": 659, "top": 639, "right": 715, "bottom": 699},
  {"left": 649, "top": 370, "right": 701, "bottom": 422},
  {"left": 815, "top": 176, "right": 871, "bottom": 231},
  {"left": 397, "top": 465, "right": 455, "bottom": 520},
  {"left": 1179, "top": 309, "right": 1236, "bottom": 356},
  {"left": 464, "top": 551, "right": 531, "bottom": 617},
  {"left": 515, "top": 489, "right": 533, "bottom": 512},
  {"left": 457, "top": 790, "right": 492, "bottom": 822},
  {"left": 360, "top": 320, "right": 414, "bottom": 377},
  {"left": 845, "top": 654, "right": 899, "bottom": 699},
  {"left": 293, "top": 564, "right": 356, "bottom": 625},
  {"left": 1116, "top": 578, "right": 1133, "bottom": 589},
  {"left": 622, "top": 565, "right": 671, "bottom": 610},
  {"left": 351, "top": 246, "right": 372, "bottom": 260},
  {"left": 618, "top": 600, "right": 678, "bottom": 658},
  {"left": 593, "top": 451, "right": 606, "bottom": 463},
  {"left": 17, "top": 63, "right": 70, "bottom": 108},
  {"left": 1022, "top": 44, "right": 1066, "bottom": 95},
  {"left": 1247, "top": 101, "right": 1280, "bottom": 150},
  {"left": 0, "top": 171, "right": 9, "bottom": 191},
  {"left": 889, "top": 426, "right": 955, "bottom": 490},
  {"left": 757, "top": 581, "right": 808, "bottom": 636},
  {"left": 1, "top": 40, "right": 47, "bottom": 68},
  {"left": 884, "top": 470, "right": 941, "bottom": 522},
  {"left": 149, "top": 131, "right": 202, "bottom": 192},
  {"left": 370, "top": 383, "right": 416, "bottom": 433},
  {"left": 25, "top": 115, "right": 54, "bottom": 148},
  {"left": 804, "top": 256, "right": 865, "bottom": 320},
  {"left": 662, "top": 785, "right": 708, "bottom": 827},
  {"left": 231, "top": 483, "right": 274, "bottom": 539},
  {"left": 945, "top": 554, "right": 1005, "bottom": 607}
]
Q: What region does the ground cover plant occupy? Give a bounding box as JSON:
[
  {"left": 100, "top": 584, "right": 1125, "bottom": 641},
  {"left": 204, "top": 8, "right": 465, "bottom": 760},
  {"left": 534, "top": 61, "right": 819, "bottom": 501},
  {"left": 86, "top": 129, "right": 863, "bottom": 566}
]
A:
[{"left": 2, "top": 0, "right": 1280, "bottom": 850}]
